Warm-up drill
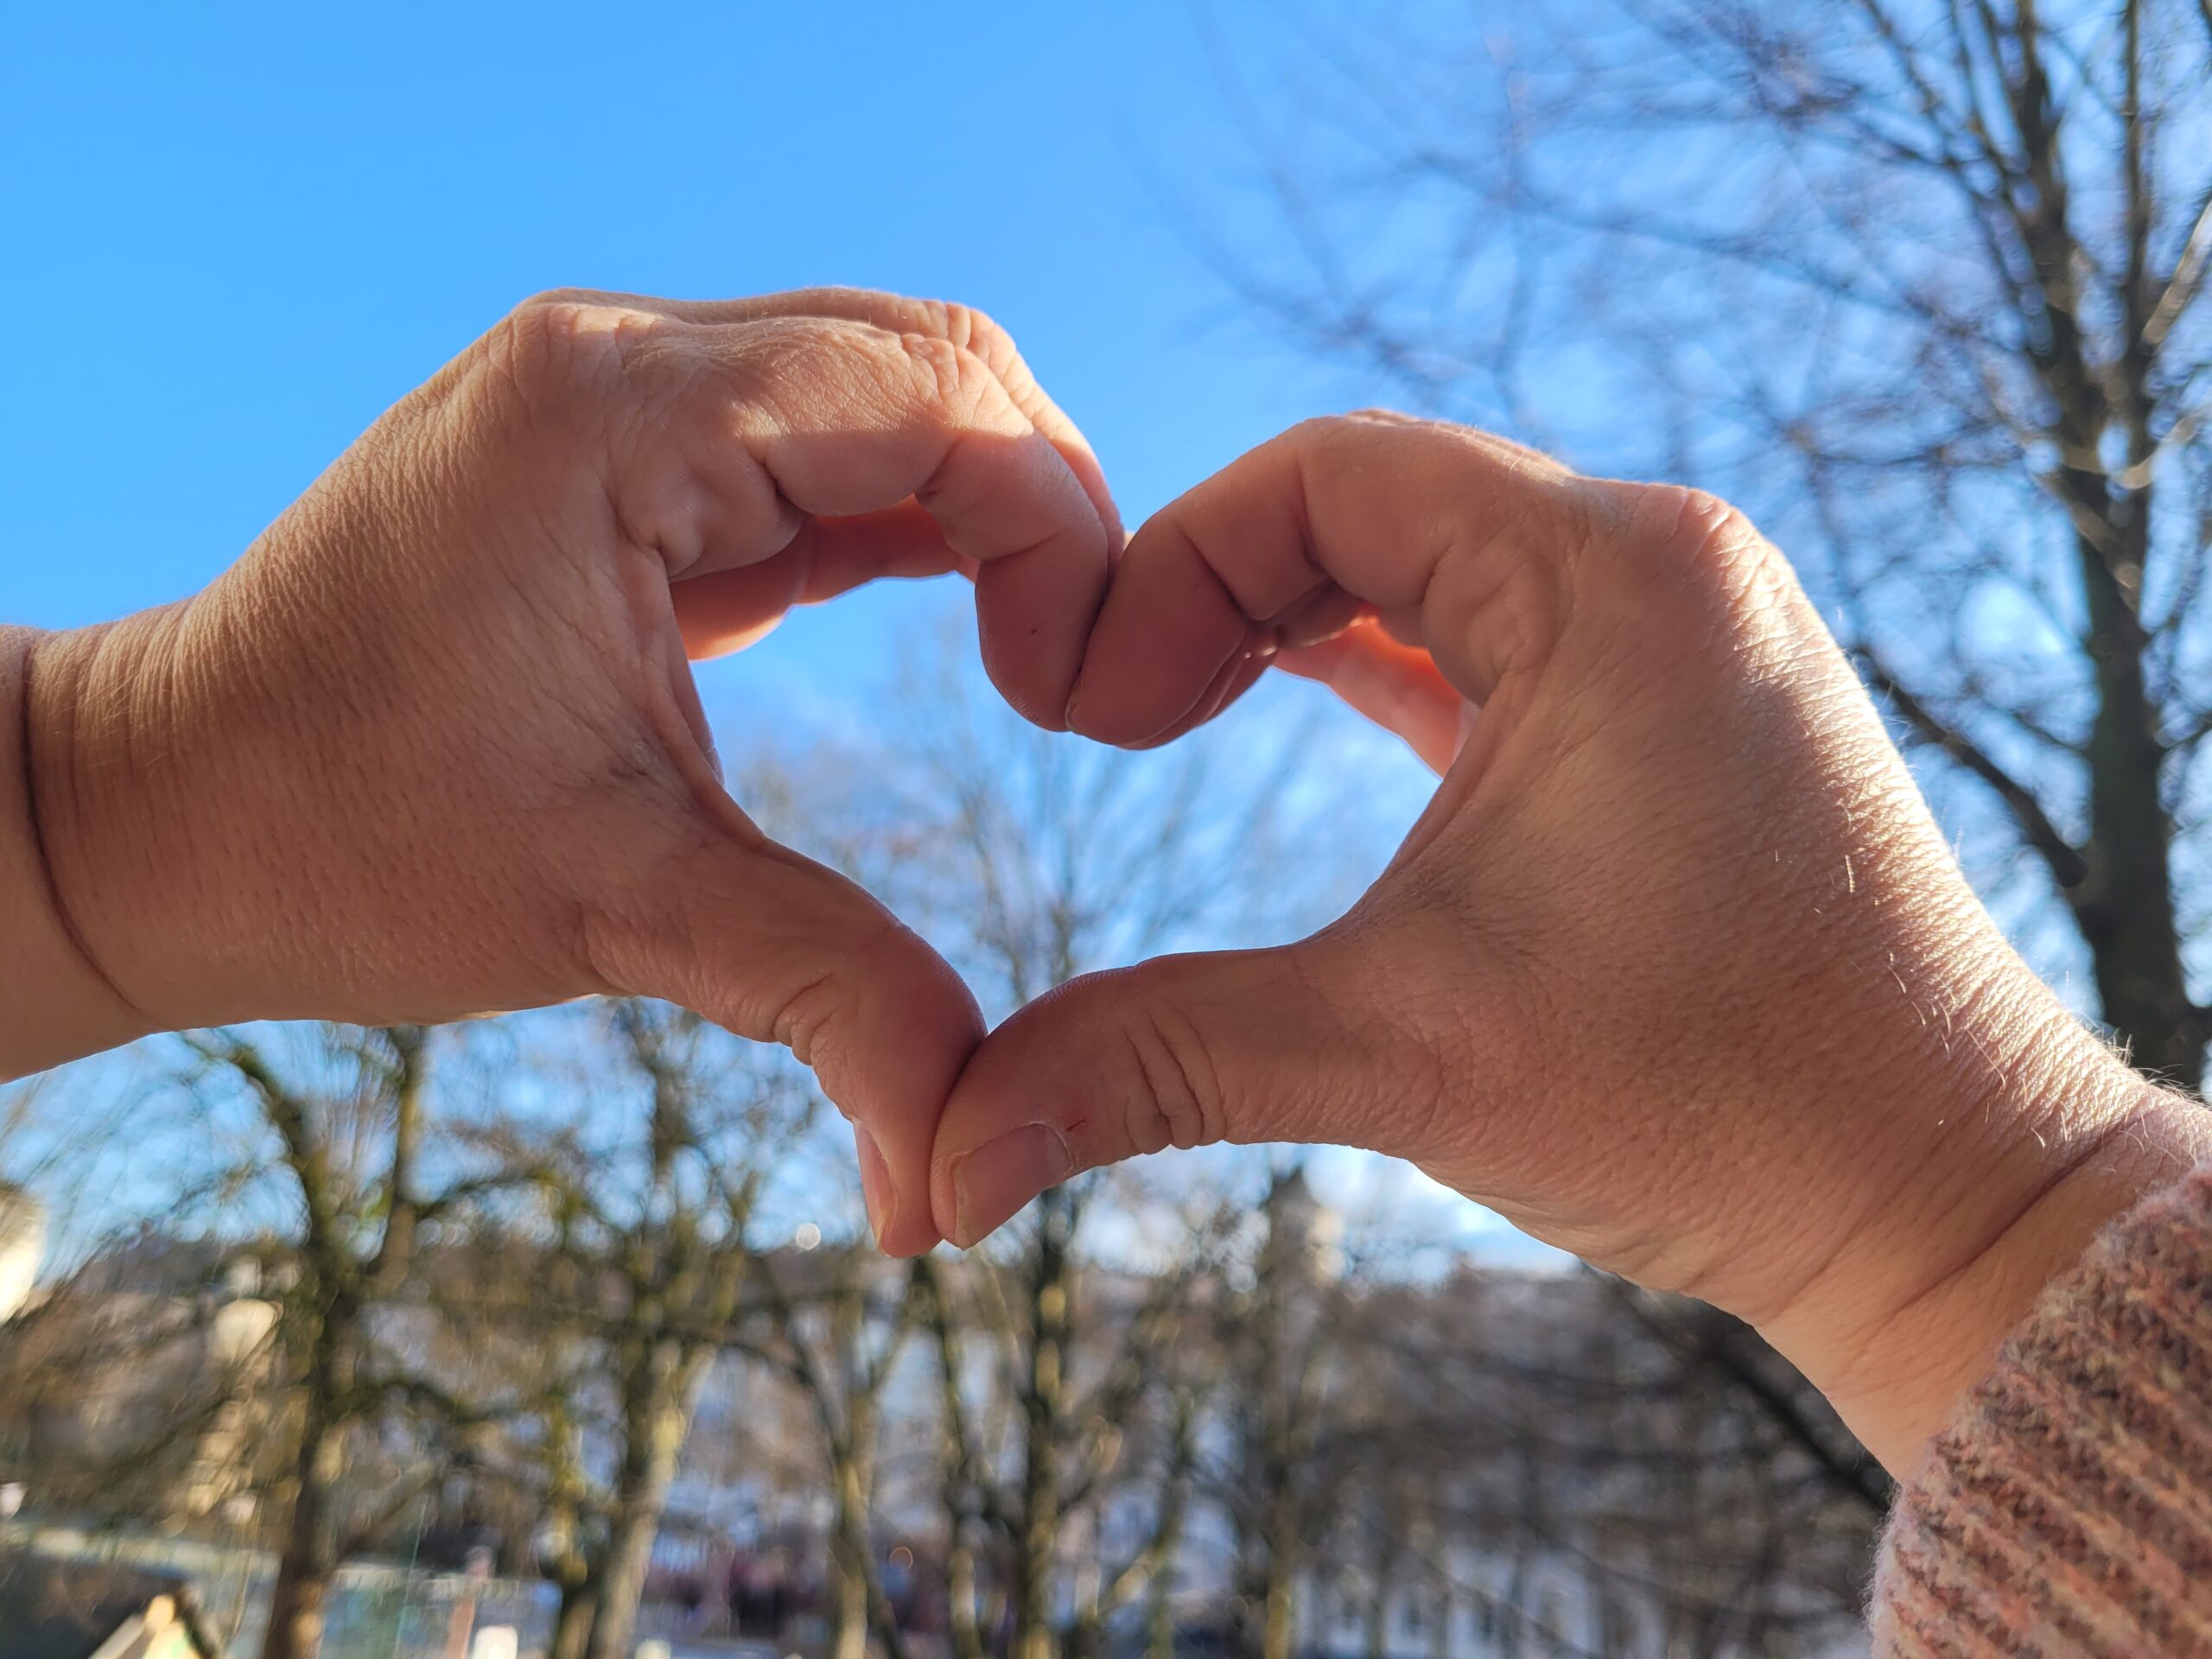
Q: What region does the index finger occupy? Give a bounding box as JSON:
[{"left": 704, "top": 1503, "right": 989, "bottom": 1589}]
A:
[
  {"left": 721, "top": 319, "right": 1116, "bottom": 728},
  {"left": 537, "top": 285, "right": 1119, "bottom": 545},
  {"left": 613, "top": 307, "right": 1118, "bottom": 727},
  {"left": 1063, "top": 415, "right": 1588, "bottom": 747}
]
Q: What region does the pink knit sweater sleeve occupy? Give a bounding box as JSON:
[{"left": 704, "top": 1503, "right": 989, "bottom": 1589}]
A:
[{"left": 1872, "top": 1164, "right": 2212, "bottom": 1656}]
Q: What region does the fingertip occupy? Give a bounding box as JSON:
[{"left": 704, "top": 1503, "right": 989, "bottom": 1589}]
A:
[
  {"left": 969, "top": 479, "right": 1115, "bottom": 734},
  {"left": 823, "top": 938, "right": 978, "bottom": 1257},
  {"left": 928, "top": 964, "right": 1176, "bottom": 1243},
  {"left": 875, "top": 1211, "right": 945, "bottom": 1259},
  {"left": 931, "top": 993, "right": 1078, "bottom": 1243},
  {"left": 1060, "top": 524, "right": 1252, "bottom": 747},
  {"left": 945, "top": 1122, "right": 1077, "bottom": 1248},
  {"left": 853, "top": 1122, "right": 898, "bottom": 1250}
]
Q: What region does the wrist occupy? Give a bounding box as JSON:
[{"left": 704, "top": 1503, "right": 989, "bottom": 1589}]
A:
[
  {"left": 1761, "top": 990, "right": 2212, "bottom": 1476},
  {"left": 0, "top": 625, "right": 156, "bottom": 1077}
]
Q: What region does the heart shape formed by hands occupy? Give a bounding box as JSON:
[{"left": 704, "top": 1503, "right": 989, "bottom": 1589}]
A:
[{"left": 24, "top": 288, "right": 2200, "bottom": 1478}]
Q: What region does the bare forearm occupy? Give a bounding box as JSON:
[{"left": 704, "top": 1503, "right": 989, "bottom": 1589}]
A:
[{"left": 0, "top": 624, "right": 152, "bottom": 1078}]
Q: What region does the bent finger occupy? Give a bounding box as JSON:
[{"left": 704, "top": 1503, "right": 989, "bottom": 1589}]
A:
[
  {"left": 634, "top": 316, "right": 1113, "bottom": 727},
  {"left": 1066, "top": 415, "right": 1585, "bottom": 747},
  {"left": 1278, "top": 623, "right": 1467, "bottom": 774}
]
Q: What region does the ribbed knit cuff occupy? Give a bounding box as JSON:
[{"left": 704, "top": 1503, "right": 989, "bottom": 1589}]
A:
[{"left": 1872, "top": 1164, "right": 2212, "bottom": 1656}]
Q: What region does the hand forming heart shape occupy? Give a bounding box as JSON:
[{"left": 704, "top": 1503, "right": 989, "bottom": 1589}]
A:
[
  {"left": 16, "top": 288, "right": 1116, "bottom": 1259},
  {"left": 930, "top": 411, "right": 2209, "bottom": 1473},
  {"left": 14, "top": 289, "right": 2210, "bottom": 1479}
]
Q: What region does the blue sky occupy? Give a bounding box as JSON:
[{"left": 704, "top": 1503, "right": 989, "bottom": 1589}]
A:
[
  {"left": 0, "top": 0, "right": 1427, "bottom": 811},
  {"left": 3, "top": 2, "right": 1342, "bottom": 638},
  {"left": 4, "top": 3, "right": 1553, "bottom": 1260}
]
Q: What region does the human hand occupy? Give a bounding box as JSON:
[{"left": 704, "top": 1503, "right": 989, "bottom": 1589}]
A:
[
  {"left": 11, "top": 288, "right": 1116, "bottom": 1256},
  {"left": 930, "top": 412, "right": 2212, "bottom": 1470}
]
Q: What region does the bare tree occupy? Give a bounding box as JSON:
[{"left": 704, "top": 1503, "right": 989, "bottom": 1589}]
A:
[
  {"left": 1300, "top": 1266, "right": 1878, "bottom": 1658},
  {"left": 447, "top": 1000, "right": 804, "bottom": 1659},
  {"left": 1209, "top": 0, "right": 2212, "bottom": 1087},
  {"left": 1206, "top": 1166, "right": 1350, "bottom": 1659},
  {"left": 0, "top": 1074, "right": 274, "bottom": 1529},
  {"left": 181, "top": 1025, "right": 487, "bottom": 1659},
  {"left": 745, "top": 1231, "right": 923, "bottom": 1659}
]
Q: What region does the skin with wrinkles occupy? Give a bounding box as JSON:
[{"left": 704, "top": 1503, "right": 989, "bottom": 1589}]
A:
[
  {"left": 6, "top": 296, "right": 2203, "bottom": 1483},
  {"left": 932, "top": 414, "right": 2212, "bottom": 1475},
  {"left": 5, "top": 288, "right": 1119, "bottom": 1257}
]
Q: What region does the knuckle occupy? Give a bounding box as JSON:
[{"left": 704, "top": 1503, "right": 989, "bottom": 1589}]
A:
[
  {"left": 764, "top": 910, "right": 926, "bottom": 1084},
  {"left": 937, "top": 300, "right": 1017, "bottom": 368},
  {"left": 1287, "top": 412, "right": 1357, "bottom": 447},
  {"left": 1606, "top": 482, "right": 1778, "bottom": 615},
  {"left": 1120, "top": 990, "right": 1227, "bottom": 1156},
  {"left": 518, "top": 285, "right": 615, "bottom": 313},
  {"left": 894, "top": 331, "right": 988, "bottom": 414},
  {"left": 481, "top": 292, "right": 630, "bottom": 402},
  {"left": 1286, "top": 410, "right": 1427, "bottom": 454},
  {"left": 771, "top": 967, "right": 845, "bottom": 1071},
  {"left": 1622, "top": 483, "right": 1760, "bottom": 563}
]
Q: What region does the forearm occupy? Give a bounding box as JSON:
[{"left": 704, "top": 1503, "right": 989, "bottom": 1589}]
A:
[{"left": 0, "top": 624, "right": 153, "bottom": 1078}]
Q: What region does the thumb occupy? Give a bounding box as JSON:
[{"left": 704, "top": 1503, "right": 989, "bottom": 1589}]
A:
[
  {"left": 596, "top": 829, "right": 984, "bottom": 1259},
  {"left": 930, "top": 936, "right": 1395, "bottom": 1247}
]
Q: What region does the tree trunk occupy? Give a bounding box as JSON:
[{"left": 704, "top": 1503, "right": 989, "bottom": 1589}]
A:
[
  {"left": 830, "top": 1544, "right": 870, "bottom": 1659},
  {"left": 549, "top": 1578, "right": 598, "bottom": 1659},
  {"left": 1257, "top": 1200, "right": 1302, "bottom": 1659},
  {"left": 1498, "top": 1450, "right": 1534, "bottom": 1659},
  {"left": 2076, "top": 517, "right": 2200, "bottom": 1088},
  {"left": 1013, "top": 1186, "right": 1075, "bottom": 1659},
  {"left": 587, "top": 1489, "right": 664, "bottom": 1659},
  {"left": 1143, "top": 1407, "right": 1195, "bottom": 1659},
  {"left": 1146, "top": 1569, "right": 1177, "bottom": 1659},
  {"left": 1361, "top": 1526, "right": 1395, "bottom": 1659},
  {"left": 828, "top": 1446, "right": 874, "bottom": 1659},
  {"left": 947, "top": 1522, "right": 988, "bottom": 1659},
  {"left": 926, "top": 1257, "right": 988, "bottom": 1659},
  {"left": 260, "top": 1557, "right": 333, "bottom": 1659},
  {"left": 260, "top": 1326, "right": 350, "bottom": 1659},
  {"left": 585, "top": 1350, "right": 710, "bottom": 1659},
  {"left": 1260, "top": 1501, "right": 1297, "bottom": 1659}
]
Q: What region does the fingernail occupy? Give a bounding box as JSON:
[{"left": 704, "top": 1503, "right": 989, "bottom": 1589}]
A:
[
  {"left": 855, "top": 1123, "right": 893, "bottom": 1246},
  {"left": 952, "top": 1124, "right": 1074, "bottom": 1246}
]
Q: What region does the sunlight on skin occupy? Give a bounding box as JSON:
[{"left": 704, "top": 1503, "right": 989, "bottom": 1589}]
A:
[
  {"left": 930, "top": 413, "right": 2212, "bottom": 1477},
  {"left": 2, "top": 289, "right": 1124, "bottom": 1268}
]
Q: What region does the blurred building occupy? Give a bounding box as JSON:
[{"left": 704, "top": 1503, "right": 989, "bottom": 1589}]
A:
[
  {"left": 654, "top": 1179, "right": 1872, "bottom": 1659},
  {"left": 0, "top": 1183, "right": 46, "bottom": 1323},
  {"left": 0, "top": 1231, "right": 279, "bottom": 1524}
]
